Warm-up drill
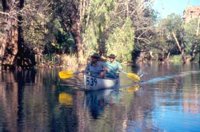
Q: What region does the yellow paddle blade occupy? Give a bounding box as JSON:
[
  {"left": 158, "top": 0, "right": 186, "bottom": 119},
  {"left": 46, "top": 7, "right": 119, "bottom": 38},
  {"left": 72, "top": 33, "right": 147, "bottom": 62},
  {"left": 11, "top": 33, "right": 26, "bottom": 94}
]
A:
[
  {"left": 58, "top": 70, "right": 74, "bottom": 79},
  {"left": 59, "top": 92, "right": 73, "bottom": 106},
  {"left": 127, "top": 73, "right": 140, "bottom": 82},
  {"left": 126, "top": 85, "right": 140, "bottom": 93}
]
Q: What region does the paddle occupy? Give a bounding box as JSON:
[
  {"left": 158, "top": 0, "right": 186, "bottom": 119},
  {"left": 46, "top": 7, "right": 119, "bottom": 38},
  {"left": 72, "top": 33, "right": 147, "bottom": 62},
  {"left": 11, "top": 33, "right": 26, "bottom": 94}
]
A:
[
  {"left": 58, "top": 70, "right": 80, "bottom": 79},
  {"left": 121, "top": 71, "right": 141, "bottom": 82},
  {"left": 122, "top": 85, "right": 140, "bottom": 93},
  {"left": 59, "top": 70, "right": 142, "bottom": 82}
]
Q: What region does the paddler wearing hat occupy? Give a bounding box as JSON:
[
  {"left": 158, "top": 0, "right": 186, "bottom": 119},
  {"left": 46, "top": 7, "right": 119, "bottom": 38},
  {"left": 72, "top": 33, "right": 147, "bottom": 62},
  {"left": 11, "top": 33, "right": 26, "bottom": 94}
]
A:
[
  {"left": 104, "top": 54, "right": 122, "bottom": 79},
  {"left": 85, "top": 53, "right": 106, "bottom": 78}
]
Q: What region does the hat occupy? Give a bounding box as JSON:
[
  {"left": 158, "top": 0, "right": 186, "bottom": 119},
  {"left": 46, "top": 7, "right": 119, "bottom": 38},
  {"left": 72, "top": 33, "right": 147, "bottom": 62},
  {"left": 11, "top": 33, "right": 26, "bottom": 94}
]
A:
[
  {"left": 91, "top": 53, "right": 100, "bottom": 59},
  {"left": 108, "top": 54, "right": 116, "bottom": 59}
]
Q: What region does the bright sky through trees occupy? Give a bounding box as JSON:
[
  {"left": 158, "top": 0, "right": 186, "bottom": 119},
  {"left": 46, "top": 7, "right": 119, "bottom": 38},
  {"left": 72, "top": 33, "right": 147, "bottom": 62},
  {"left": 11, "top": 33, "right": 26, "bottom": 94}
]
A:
[{"left": 153, "top": 0, "right": 200, "bottom": 18}]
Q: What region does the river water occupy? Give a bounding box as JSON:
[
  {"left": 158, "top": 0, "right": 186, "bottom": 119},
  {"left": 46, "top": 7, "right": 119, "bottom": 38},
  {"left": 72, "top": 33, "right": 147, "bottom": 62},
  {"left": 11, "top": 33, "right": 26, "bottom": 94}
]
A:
[{"left": 0, "top": 63, "right": 199, "bottom": 132}]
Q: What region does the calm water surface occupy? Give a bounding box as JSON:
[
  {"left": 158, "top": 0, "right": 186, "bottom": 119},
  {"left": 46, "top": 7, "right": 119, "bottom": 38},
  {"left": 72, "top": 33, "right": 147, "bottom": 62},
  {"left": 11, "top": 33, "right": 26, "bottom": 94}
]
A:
[{"left": 0, "top": 63, "right": 200, "bottom": 132}]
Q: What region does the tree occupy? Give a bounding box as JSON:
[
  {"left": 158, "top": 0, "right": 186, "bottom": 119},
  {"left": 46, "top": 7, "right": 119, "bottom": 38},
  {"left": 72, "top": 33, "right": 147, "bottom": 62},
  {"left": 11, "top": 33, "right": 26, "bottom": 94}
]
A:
[
  {"left": 183, "top": 18, "right": 200, "bottom": 62},
  {"left": 106, "top": 18, "right": 134, "bottom": 62},
  {"left": 155, "top": 14, "right": 184, "bottom": 61},
  {"left": 0, "top": 0, "right": 24, "bottom": 69},
  {"left": 128, "top": 0, "right": 156, "bottom": 48},
  {"left": 51, "top": 0, "right": 84, "bottom": 63},
  {"left": 82, "top": 0, "right": 136, "bottom": 62},
  {"left": 0, "top": 0, "right": 157, "bottom": 67}
]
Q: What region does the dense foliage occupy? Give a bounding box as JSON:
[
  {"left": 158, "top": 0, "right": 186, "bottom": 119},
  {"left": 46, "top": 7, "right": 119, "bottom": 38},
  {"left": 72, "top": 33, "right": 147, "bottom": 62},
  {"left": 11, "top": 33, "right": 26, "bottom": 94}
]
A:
[
  {"left": 0, "top": 0, "right": 199, "bottom": 69},
  {"left": 153, "top": 14, "right": 200, "bottom": 62}
]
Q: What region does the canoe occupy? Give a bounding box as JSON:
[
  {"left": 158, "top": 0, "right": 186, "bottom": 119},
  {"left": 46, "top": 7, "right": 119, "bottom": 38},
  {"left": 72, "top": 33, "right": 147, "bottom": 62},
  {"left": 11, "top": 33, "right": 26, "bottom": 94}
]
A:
[{"left": 83, "top": 74, "right": 119, "bottom": 90}]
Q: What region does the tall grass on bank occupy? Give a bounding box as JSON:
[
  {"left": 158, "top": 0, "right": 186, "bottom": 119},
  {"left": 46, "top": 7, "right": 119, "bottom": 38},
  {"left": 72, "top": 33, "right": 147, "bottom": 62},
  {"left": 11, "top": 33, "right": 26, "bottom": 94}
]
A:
[{"left": 170, "top": 55, "right": 182, "bottom": 63}]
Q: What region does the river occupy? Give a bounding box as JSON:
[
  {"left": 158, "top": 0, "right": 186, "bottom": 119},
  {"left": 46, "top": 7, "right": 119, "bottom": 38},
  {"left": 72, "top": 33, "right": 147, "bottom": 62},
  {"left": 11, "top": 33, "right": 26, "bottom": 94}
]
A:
[{"left": 0, "top": 63, "right": 200, "bottom": 132}]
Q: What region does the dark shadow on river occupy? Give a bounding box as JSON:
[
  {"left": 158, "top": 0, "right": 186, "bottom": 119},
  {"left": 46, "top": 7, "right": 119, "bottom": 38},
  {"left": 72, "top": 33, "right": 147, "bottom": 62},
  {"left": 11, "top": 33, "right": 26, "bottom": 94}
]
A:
[{"left": 0, "top": 63, "right": 200, "bottom": 132}]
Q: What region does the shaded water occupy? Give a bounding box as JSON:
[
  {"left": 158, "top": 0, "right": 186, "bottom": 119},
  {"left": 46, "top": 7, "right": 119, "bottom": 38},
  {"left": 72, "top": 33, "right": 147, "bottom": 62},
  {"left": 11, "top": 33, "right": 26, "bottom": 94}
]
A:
[{"left": 0, "top": 63, "right": 200, "bottom": 132}]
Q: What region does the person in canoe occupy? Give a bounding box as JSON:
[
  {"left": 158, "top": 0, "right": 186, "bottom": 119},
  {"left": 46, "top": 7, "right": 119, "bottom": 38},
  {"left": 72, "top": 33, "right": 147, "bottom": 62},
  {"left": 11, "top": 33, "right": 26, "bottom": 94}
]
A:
[
  {"left": 104, "top": 54, "right": 122, "bottom": 79},
  {"left": 85, "top": 53, "right": 106, "bottom": 78}
]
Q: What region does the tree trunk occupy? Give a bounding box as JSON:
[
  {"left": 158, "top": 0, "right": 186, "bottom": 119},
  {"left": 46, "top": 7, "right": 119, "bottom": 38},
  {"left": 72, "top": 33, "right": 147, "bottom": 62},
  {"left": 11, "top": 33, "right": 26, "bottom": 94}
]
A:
[
  {"left": 1, "top": 0, "right": 35, "bottom": 70},
  {"left": 189, "top": 44, "right": 198, "bottom": 62},
  {"left": 0, "top": 35, "right": 7, "bottom": 63},
  {"left": 196, "top": 17, "right": 200, "bottom": 36},
  {"left": 1, "top": 15, "right": 18, "bottom": 69},
  {"left": 98, "top": 23, "right": 106, "bottom": 56},
  {"left": 172, "top": 31, "right": 187, "bottom": 63},
  {"left": 199, "top": 46, "right": 200, "bottom": 64},
  {"left": 1, "top": 0, "right": 18, "bottom": 69},
  {"left": 172, "top": 31, "right": 182, "bottom": 52},
  {"left": 71, "top": 21, "right": 84, "bottom": 64}
]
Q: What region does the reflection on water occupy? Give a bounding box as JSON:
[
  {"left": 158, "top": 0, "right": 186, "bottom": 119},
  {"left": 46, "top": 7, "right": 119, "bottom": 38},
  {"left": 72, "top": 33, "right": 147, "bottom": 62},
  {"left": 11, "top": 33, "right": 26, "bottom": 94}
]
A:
[
  {"left": 58, "top": 92, "right": 73, "bottom": 106},
  {"left": 0, "top": 63, "right": 200, "bottom": 132},
  {"left": 84, "top": 89, "right": 122, "bottom": 119}
]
